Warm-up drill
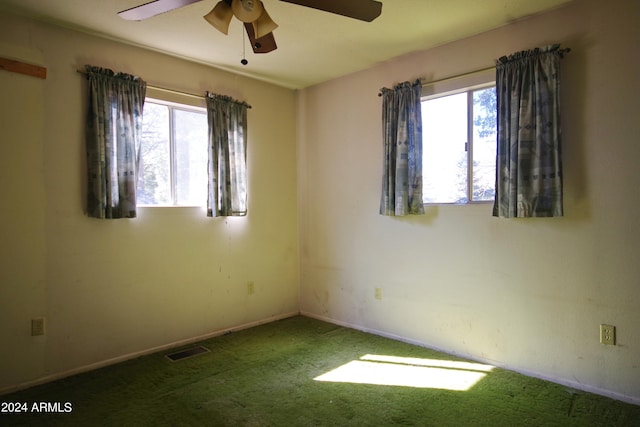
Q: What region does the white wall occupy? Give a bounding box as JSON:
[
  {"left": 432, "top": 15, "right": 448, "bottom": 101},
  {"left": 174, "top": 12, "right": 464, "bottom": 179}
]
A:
[
  {"left": 297, "top": 0, "right": 640, "bottom": 403},
  {"left": 0, "top": 12, "right": 299, "bottom": 392}
]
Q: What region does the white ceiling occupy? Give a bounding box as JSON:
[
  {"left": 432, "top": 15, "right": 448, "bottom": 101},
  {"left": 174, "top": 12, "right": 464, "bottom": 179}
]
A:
[{"left": 0, "top": 0, "right": 571, "bottom": 89}]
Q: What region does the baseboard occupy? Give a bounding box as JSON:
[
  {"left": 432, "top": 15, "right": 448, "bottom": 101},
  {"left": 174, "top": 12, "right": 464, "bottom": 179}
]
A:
[
  {"left": 299, "top": 311, "right": 640, "bottom": 406},
  {"left": 0, "top": 311, "right": 299, "bottom": 396}
]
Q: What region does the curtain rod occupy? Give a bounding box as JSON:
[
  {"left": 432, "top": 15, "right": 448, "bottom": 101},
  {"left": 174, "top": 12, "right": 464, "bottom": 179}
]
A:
[
  {"left": 378, "top": 65, "right": 495, "bottom": 96},
  {"left": 76, "top": 69, "right": 251, "bottom": 108},
  {"left": 379, "top": 46, "right": 571, "bottom": 96},
  {"left": 76, "top": 69, "right": 204, "bottom": 99}
]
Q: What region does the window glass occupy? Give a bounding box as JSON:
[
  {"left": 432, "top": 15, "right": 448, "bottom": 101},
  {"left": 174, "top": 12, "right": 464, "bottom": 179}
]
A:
[
  {"left": 471, "top": 87, "right": 497, "bottom": 202},
  {"left": 138, "top": 100, "right": 207, "bottom": 206},
  {"left": 422, "top": 85, "right": 496, "bottom": 204},
  {"left": 174, "top": 109, "right": 208, "bottom": 206},
  {"left": 138, "top": 102, "right": 170, "bottom": 205},
  {"left": 422, "top": 92, "right": 468, "bottom": 203}
]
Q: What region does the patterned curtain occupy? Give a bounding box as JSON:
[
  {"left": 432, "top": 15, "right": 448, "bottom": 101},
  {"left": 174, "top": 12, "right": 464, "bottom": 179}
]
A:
[
  {"left": 379, "top": 80, "right": 424, "bottom": 216},
  {"left": 493, "top": 45, "right": 568, "bottom": 218},
  {"left": 206, "top": 93, "right": 249, "bottom": 217},
  {"left": 85, "top": 65, "right": 146, "bottom": 219}
]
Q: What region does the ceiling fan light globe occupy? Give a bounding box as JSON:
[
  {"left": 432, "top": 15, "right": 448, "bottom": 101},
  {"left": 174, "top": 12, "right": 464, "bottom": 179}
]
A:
[
  {"left": 252, "top": 4, "right": 278, "bottom": 39},
  {"left": 204, "top": 1, "right": 233, "bottom": 35},
  {"left": 232, "top": 0, "right": 263, "bottom": 23}
]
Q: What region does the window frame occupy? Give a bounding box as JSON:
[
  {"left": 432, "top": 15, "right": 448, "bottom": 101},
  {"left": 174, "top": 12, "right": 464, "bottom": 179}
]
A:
[
  {"left": 421, "top": 80, "right": 497, "bottom": 206},
  {"left": 138, "top": 95, "right": 208, "bottom": 208}
]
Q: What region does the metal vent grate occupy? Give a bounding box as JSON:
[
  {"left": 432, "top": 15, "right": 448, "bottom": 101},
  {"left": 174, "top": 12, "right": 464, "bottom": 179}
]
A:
[{"left": 165, "top": 345, "right": 210, "bottom": 362}]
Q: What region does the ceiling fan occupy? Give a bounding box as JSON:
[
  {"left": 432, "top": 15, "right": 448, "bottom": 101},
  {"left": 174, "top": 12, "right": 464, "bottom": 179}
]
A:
[{"left": 118, "top": 0, "right": 383, "bottom": 55}]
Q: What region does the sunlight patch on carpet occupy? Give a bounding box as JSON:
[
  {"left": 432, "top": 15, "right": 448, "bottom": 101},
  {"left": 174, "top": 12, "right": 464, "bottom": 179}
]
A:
[{"left": 314, "top": 354, "right": 494, "bottom": 391}]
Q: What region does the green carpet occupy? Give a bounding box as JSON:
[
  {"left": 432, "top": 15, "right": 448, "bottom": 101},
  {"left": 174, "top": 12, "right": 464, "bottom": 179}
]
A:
[{"left": 1, "top": 316, "right": 639, "bottom": 426}]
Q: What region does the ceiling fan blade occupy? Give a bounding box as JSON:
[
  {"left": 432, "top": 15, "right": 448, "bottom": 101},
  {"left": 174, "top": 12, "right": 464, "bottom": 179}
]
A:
[
  {"left": 244, "top": 23, "right": 277, "bottom": 54},
  {"left": 118, "top": 0, "right": 203, "bottom": 21},
  {"left": 279, "top": 0, "right": 382, "bottom": 22}
]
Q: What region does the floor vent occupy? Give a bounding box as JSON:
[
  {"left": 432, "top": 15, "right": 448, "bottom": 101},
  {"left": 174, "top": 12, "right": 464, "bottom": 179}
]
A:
[{"left": 165, "top": 345, "right": 210, "bottom": 362}]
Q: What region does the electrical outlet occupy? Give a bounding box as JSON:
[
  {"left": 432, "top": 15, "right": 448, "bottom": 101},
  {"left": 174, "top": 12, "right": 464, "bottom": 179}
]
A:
[
  {"left": 600, "top": 324, "right": 616, "bottom": 345},
  {"left": 31, "top": 317, "right": 45, "bottom": 336},
  {"left": 247, "top": 281, "right": 255, "bottom": 295},
  {"left": 374, "top": 288, "right": 383, "bottom": 300}
]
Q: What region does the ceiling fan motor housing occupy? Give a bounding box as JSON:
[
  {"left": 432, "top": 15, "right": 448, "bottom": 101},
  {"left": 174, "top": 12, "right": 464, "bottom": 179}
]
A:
[{"left": 232, "top": 0, "right": 263, "bottom": 22}]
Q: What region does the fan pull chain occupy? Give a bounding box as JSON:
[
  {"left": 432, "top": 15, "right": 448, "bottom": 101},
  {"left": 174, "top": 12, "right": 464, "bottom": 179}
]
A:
[{"left": 241, "top": 25, "right": 248, "bottom": 65}]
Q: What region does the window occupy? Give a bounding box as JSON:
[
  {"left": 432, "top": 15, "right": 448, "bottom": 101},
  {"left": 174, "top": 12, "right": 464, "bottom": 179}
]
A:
[
  {"left": 421, "top": 84, "right": 497, "bottom": 204},
  {"left": 137, "top": 98, "right": 208, "bottom": 206}
]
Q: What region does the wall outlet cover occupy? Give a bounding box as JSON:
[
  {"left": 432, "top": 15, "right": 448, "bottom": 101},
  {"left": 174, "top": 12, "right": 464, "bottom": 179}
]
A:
[
  {"left": 600, "top": 324, "right": 616, "bottom": 345},
  {"left": 31, "top": 317, "right": 45, "bottom": 336}
]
